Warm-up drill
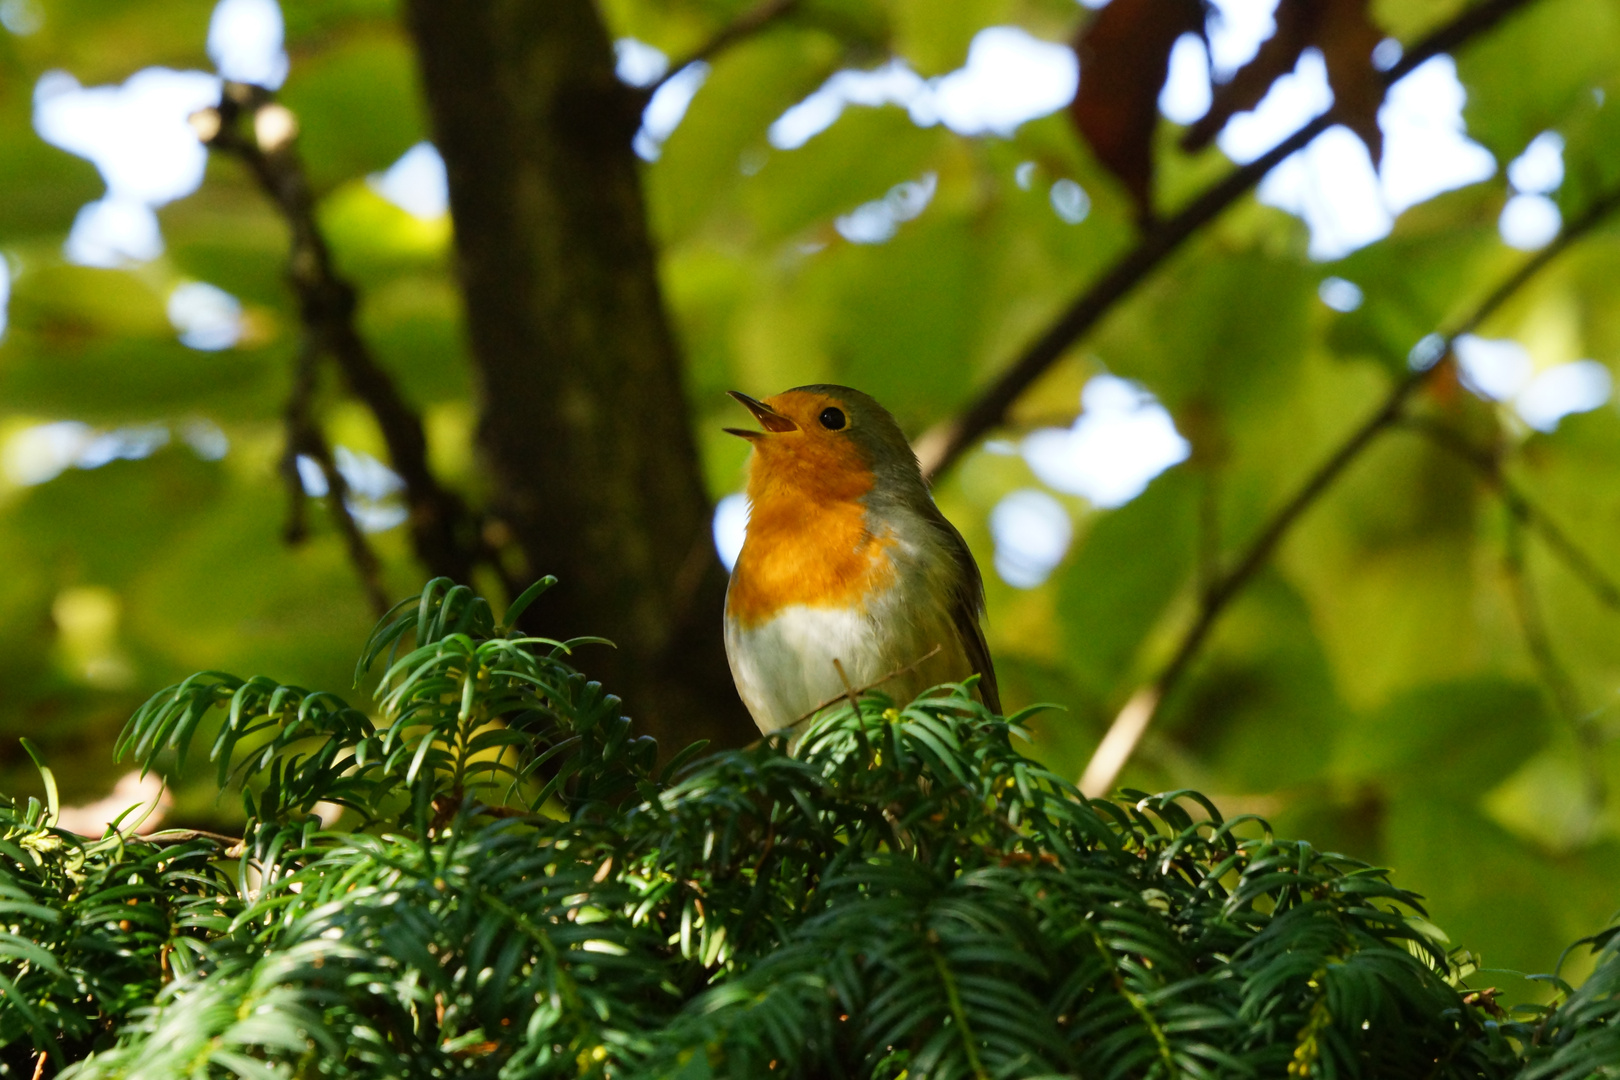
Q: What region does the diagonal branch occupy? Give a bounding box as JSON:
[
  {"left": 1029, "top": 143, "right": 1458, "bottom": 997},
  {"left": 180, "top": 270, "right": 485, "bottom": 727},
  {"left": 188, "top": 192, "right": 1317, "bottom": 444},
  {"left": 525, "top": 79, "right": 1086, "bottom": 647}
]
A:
[
  {"left": 796, "top": 644, "right": 944, "bottom": 726},
  {"left": 1078, "top": 183, "right": 1620, "bottom": 797},
  {"left": 1502, "top": 516, "right": 1586, "bottom": 727},
  {"left": 194, "top": 83, "right": 479, "bottom": 590},
  {"left": 279, "top": 363, "right": 315, "bottom": 548},
  {"left": 283, "top": 342, "right": 390, "bottom": 616},
  {"left": 649, "top": 0, "right": 802, "bottom": 94},
  {"left": 1406, "top": 414, "right": 1613, "bottom": 812},
  {"left": 1499, "top": 514, "right": 1608, "bottom": 817},
  {"left": 1402, "top": 416, "right": 1620, "bottom": 613},
  {"left": 916, "top": 0, "right": 1541, "bottom": 480}
]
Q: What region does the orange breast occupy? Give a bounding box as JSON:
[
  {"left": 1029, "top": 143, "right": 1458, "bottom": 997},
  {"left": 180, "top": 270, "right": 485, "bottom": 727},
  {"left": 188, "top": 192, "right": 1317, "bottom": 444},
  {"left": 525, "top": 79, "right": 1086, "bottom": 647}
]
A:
[{"left": 725, "top": 494, "right": 897, "bottom": 628}]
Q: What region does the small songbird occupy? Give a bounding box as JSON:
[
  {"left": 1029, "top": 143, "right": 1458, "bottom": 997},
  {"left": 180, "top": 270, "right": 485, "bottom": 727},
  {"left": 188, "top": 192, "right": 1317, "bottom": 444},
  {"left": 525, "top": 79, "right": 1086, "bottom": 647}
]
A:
[{"left": 722, "top": 385, "right": 1000, "bottom": 737}]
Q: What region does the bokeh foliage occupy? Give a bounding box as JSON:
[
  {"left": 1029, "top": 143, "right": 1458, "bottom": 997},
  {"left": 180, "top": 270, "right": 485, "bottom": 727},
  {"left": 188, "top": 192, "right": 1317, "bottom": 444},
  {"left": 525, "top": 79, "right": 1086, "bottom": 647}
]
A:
[{"left": 0, "top": 0, "right": 1619, "bottom": 1011}]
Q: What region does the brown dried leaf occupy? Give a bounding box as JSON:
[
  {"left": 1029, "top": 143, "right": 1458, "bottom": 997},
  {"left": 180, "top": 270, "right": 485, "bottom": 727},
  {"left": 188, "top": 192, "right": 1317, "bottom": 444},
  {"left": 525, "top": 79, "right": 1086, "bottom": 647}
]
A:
[
  {"left": 1182, "top": 0, "right": 1386, "bottom": 164},
  {"left": 1068, "top": 0, "right": 1205, "bottom": 226},
  {"left": 1181, "top": 0, "right": 1312, "bottom": 152},
  {"left": 1319, "top": 0, "right": 1385, "bottom": 163}
]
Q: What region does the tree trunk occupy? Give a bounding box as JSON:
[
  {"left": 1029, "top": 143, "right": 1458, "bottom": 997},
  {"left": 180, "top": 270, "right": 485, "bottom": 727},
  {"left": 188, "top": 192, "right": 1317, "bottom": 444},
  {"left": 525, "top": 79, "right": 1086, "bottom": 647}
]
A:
[{"left": 404, "top": 0, "right": 755, "bottom": 754}]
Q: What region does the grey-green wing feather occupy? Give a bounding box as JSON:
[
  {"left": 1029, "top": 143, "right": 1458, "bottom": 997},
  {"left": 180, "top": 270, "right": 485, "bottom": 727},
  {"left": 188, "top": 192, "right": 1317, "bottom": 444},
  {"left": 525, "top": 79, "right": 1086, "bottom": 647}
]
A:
[{"left": 937, "top": 514, "right": 1001, "bottom": 715}]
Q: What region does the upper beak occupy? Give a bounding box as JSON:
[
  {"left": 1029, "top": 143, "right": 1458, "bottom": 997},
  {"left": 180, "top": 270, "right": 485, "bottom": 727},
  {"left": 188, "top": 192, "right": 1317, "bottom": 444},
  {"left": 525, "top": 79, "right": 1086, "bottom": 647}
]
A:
[{"left": 724, "top": 390, "right": 798, "bottom": 439}]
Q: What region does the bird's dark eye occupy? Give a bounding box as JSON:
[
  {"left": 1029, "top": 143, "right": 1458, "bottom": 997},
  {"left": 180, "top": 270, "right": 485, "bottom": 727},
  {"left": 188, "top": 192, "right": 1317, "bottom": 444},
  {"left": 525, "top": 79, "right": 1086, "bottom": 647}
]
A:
[{"left": 819, "top": 407, "right": 846, "bottom": 430}]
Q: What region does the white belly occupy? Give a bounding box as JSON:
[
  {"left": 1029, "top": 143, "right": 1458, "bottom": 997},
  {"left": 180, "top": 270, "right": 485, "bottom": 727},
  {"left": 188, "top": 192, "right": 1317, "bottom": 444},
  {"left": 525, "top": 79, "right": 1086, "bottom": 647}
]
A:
[{"left": 724, "top": 600, "right": 968, "bottom": 737}]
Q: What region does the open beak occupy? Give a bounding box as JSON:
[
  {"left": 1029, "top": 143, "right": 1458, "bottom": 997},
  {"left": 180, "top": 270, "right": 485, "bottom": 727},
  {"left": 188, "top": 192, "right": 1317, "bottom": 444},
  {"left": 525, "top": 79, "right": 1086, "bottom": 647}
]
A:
[{"left": 724, "top": 390, "right": 798, "bottom": 439}]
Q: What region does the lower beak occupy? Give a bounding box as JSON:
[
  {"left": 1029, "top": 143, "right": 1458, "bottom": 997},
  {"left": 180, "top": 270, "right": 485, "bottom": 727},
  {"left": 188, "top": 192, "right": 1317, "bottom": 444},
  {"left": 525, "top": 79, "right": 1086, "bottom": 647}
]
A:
[{"left": 725, "top": 391, "right": 798, "bottom": 439}]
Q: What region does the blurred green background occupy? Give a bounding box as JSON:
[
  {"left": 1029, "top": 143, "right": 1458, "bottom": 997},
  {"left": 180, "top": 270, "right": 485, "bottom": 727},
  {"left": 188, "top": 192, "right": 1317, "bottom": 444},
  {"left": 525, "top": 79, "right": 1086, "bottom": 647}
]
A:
[{"left": 1, "top": 0, "right": 1618, "bottom": 1000}]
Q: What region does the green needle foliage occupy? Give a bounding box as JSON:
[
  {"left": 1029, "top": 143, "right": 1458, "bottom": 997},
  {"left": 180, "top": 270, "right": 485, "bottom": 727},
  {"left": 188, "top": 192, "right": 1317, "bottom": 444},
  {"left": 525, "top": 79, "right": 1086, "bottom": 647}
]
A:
[{"left": 0, "top": 578, "right": 1615, "bottom": 1078}]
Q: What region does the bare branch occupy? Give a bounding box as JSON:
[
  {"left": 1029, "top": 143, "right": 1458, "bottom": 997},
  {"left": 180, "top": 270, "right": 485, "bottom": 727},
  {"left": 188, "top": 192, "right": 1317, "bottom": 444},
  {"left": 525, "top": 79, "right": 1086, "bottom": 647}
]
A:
[
  {"left": 280, "top": 342, "right": 391, "bottom": 616},
  {"left": 1383, "top": 0, "right": 1541, "bottom": 81},
  {"left": 1403, "top": 416, "right": 1620, "bottom": 612},
  {"left": 830, "top": 656, "right": 875, "bottom": 760},
  {"left": 196, "top": 84, "right": 478, "bottom": 587},
  {"left": 1501, "top": 516, "right": 1608, "bottom": 816},
  {"left": 1409, "top": 413, "right": 1613, "bottom": 809},
  {"left": 1078, "top": 184, "right": 1620, "bottom": 797},
  {"left": 1197, "top": 473, "right": 1221, "bottom": 600},
  {"left": 310, "top": 439, "right": 392, "bottom": 618},
  {"left": 917, "top": 0, "right": 1543, "bottom": 479},
  {"left": 795, "top": 644, "right": 945, "bottom": 725},
  {"left": 1077, "top": 686, "right": 1158, "bottom": 798},
  {"left": 1503, "top": 518, "right": 1585, "bottom": 725},
  {"left": 279, "top": 339, "right": 319, "bottom": 545},
  {"left": 644, "top": 0, "right": 802, "bottom": 97}
]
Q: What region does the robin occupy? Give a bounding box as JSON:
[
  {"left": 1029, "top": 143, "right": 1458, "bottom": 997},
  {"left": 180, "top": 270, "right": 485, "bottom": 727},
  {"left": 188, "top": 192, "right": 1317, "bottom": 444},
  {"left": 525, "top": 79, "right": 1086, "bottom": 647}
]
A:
[{"left": 723, "top": 385, "right": 1000, "bottom": 738}]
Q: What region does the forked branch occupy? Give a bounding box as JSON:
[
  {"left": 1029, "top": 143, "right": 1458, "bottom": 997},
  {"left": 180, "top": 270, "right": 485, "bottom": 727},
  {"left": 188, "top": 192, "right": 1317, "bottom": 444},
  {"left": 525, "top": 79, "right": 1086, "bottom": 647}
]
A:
[{"left": 193, "top": 83, "right": 479, "bottom": 595}]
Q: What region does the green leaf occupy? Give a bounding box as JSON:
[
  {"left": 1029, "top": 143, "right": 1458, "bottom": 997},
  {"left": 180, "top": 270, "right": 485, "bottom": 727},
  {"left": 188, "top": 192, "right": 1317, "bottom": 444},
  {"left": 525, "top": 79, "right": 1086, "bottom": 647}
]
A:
[{"left": 18, "top": 738, "right": 57, "bottom": 822}]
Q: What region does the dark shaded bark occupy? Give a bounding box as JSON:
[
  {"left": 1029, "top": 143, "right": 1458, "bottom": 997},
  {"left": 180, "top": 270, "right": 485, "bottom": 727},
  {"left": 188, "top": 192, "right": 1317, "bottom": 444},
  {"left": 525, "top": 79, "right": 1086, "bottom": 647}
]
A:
[{"left": 404, "top": 0, "right": 755, "bottom": 753}]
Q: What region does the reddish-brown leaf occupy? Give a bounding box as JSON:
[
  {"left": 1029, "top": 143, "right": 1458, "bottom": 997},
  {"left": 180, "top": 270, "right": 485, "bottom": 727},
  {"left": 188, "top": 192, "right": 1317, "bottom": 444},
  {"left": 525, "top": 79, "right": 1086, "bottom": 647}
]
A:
[
  {"left": 1182, "top": 0, "right": 1386, "bottom": 164},
  {"left": 1068, "top": 0, "right": 1205, "bottom": 226},
  {"left": 1319, "top": 0, "right": 1386, "bottom": 164},
  {"left": 1181, "top": 0, "right": 1313, "bottom": 152}
]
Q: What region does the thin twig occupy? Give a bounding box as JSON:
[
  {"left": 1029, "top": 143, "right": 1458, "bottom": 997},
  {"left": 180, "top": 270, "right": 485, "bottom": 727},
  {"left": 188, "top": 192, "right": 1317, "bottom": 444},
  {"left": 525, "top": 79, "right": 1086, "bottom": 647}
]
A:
[
  {"left": 832, "top": 658, "right": 862, "bottom": 714},
  {"left": 1078, "top": 184, "right": 1620, "bottom": 797},
  {"left": 644, "top": 0, "right": 802, "bottom": 97},
  {"left": 311, "top": 439, "right": 392, "bottom": 617},
  {"left": 1501, "top": 516, "right": 1608, "bottom": 814},
  {"left": 281, "top": 339, "right": 391, "bottom": 616},
  {"left": 1197, "top": 472, "right": 1221, "bottom": 600},
  {"left": 1403, "top": 416, "right": 1620, "bottom": 611},
  {"left": 280, "top": 338, "right": 320, "bottom": 545},
  {"left": 1502, "top": 518, "right": 1585, "bottom": 726},
  {"left": 830, "top": 656, "right": 872, "bottom": 759},
  {"left": 795, "top": 644, "right": 944, "bottom": 725},
  {"left": 1405, "top": 414, "right": 1612, "bottom": 810},
  {"left": 917, "top": 0, "right": 1542, "bottom": 479},
  {"left": 196, "top": 84, "right": 478, "bottom": 588}
]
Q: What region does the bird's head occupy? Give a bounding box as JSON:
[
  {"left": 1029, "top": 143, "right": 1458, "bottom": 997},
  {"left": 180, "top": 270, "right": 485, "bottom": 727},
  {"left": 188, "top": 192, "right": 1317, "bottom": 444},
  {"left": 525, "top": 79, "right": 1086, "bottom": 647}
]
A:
[{"left": 726, "top": 385, "right": 924, "bottom": 506}]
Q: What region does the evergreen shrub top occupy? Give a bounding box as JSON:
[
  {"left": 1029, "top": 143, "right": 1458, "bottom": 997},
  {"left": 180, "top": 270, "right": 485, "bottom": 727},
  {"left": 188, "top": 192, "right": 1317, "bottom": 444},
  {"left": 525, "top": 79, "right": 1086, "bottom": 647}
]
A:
[{"left": 0, "top": 579, "right": 1615, "bottom": 1079}]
